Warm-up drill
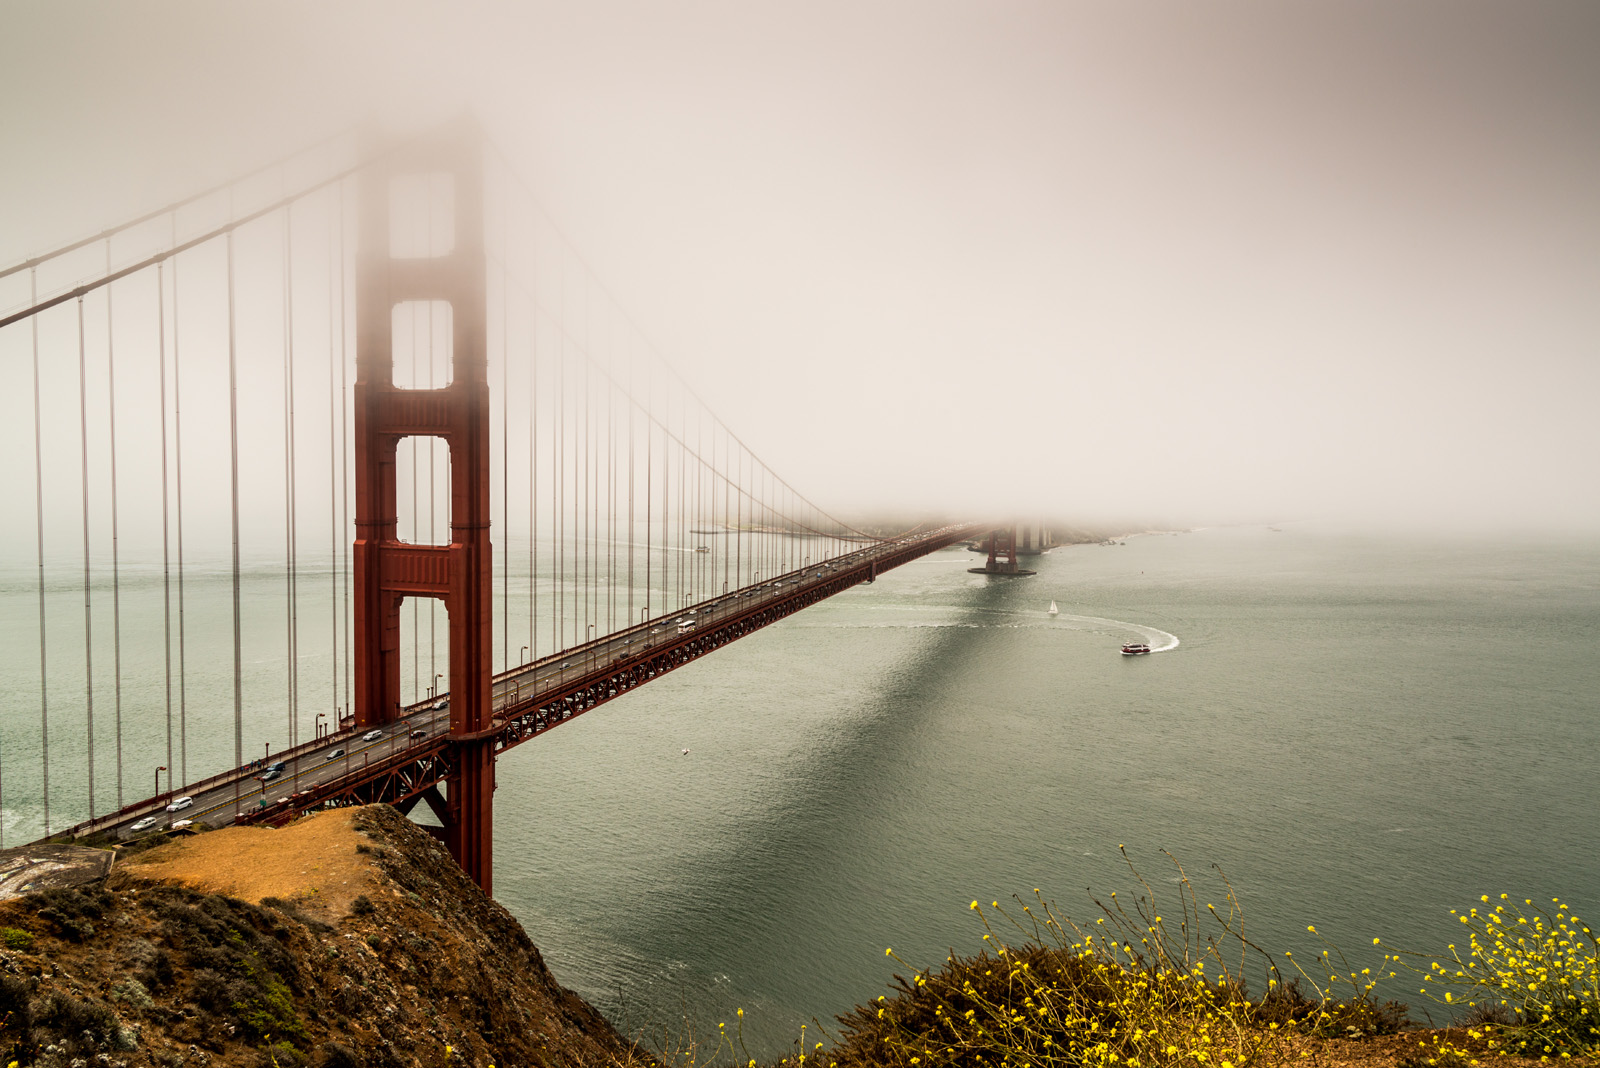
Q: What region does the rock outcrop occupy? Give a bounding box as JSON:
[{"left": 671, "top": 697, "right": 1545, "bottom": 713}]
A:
[{"left": 0, "top": 806, "right": 642, "bottom": 1068}]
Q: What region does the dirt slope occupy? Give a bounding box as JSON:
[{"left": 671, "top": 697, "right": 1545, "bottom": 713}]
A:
[{"left": 0, "top": 805, "right": 642, "bottom": 1068}]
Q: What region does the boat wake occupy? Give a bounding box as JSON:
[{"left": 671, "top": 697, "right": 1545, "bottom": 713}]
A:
[
  {"left": 1056, "top": 613, "right": 1180, "bottom": 653},
  {"left": 813, "top": 605, "right": 1180, "bottom": 652}
]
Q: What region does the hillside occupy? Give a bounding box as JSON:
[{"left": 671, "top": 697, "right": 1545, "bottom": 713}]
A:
[{"left": 0, "top": 806, "right": 641, "bottom": 1068}]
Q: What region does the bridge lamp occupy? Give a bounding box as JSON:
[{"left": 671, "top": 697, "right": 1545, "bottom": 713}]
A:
[
  {"left": 315, "top": 712, "right": 325, "bottom": 739},
  {"left": 155, "top": 765, "right": 167, "bottom": 798},
  {"left": 520, "top": 644, "right": 529, "bottom": 664}
]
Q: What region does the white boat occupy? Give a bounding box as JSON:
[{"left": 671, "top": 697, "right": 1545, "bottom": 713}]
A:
[
  {"left": 1120, "top": 641, "right": 1152, "bottom": 656},
  {"left": 1047, "top": 601, "right": 1059, "bottom": 616}
]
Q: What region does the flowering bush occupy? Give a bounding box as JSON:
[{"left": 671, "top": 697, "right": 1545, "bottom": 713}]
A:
[
  {"left": 826, "top": 850, "right": 1302, "bottom": 1068},
  {"left": 1385, "top": 895, "right": 1600, "bottom": 1059}
]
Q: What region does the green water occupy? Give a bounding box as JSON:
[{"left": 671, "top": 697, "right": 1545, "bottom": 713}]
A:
[{"left": 488, "top": 525, "right": 1600, "bottom": 1055}]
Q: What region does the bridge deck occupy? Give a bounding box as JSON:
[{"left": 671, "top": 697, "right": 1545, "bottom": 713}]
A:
[{"left": 54, "top": 524, "right": 984, "bottom": 843}]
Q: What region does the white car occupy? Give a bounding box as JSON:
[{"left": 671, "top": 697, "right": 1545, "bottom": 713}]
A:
[
  {"left": 165, "top": 796, "right": 193, "bottom": 812},
  {"left": 362, "top": 729, "right": 384, "bottom": 741},
  {"left": 130, "top": 816, "right": 159, "bottom": 832},
  {"left": 170, "top": 819, "right": 194, "bottom": 830}
]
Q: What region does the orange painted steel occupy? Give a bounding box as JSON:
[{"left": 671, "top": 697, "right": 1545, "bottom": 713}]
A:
[{"left": 352, "top": 119, "right": 496, "bottom": 892}]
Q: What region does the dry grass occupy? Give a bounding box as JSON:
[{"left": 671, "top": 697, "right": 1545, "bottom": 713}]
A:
[{"left": 117, "top": 807, "right": 377, "bottom": 917}]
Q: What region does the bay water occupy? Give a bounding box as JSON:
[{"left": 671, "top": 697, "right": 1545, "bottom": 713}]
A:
[
  {"left": 3, "top": 524, "right": 1597, "bottom": 1057},
  {"left": 489, "top": 525, "right": 1600, "bottom": 1056}
]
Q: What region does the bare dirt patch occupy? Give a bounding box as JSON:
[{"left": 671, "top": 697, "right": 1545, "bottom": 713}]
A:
[{"left": 120, "top": 807, "right": 375, "bottom": 917}]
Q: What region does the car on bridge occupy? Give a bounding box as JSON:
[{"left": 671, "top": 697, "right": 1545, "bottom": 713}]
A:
[
  {"left": 166, "top": 796, "right": 193, "bottom": 812},
  {"left": 130, "top": 816, "right": 159, "bottom": 832},
  {"left": 409, "top": 728, "right": 429, "bottom": 739},
  {"left": 362, "top": 729, "right": 384, "bottom": 741},
  {"left": 326, "top": 748, "right": 345, "bottom": 760}
]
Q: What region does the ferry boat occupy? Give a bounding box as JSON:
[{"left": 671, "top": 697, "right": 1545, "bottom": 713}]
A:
[{"left": 1120, "top": 641, "right": 1152, "bottom": 656}]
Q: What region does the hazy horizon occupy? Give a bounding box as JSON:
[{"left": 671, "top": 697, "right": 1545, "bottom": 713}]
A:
[{"left": 3, "top": 1, "right": 1596, "bottom": 533}]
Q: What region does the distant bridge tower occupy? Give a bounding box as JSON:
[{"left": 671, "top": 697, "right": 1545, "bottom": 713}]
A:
[
  {"left": 968, "top": 526, "right": 1037, "bottom": 576},
  {"left": 353, "top": 120, "right": 496, "bottom": 892},
  {"left": 1016, "top": 519, "right": 1050, "bottom": 556}
]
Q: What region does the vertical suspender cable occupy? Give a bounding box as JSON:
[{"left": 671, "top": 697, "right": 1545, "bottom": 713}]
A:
[
  {"left": 603, "top": 330, "right": 609, "bottom": 631},
  {"left": 30, "top": 267, "right": 50, "bottom": 835},
  {"left": 695, "top": 408, "right": 703, "bottom": 600},
  {"left": 424, "top": 185, "right": 433, "bottom": 697},
  {"left": 419, "top": 302, "right": 425, "bottom": 700},
  {"left": 584, "top": 295, "right": 591, "bottom": 642},
  {"left": 329, "top": 189, "right": 340, "bottom": 724},
  {"left": 158, "top": 260, "right": 174, "bottom": 794},
  {"left": 627, "top": 337, "right": 633, "bottom": 625},
  {"left": 644, "top": 361, "right": 651, "bottom": 621},
  {"left": 173, "top": 239, "right": 189, "bottom": 784},
  {"left": 682, "top": 393, "right": 689, "bottom": 604},
  {"left": 339, "top": 182, "right": 351, "bottom": 719},
  {"left": 283, "top": 209, "right": 299, "bottom": 747},
  {"left": 554, "top": 325, "right": 562, "bottom": 649},
  {"left": 660, "top": 376, "right": 668, "bottom": 613},
  {"left": 77, "top": 295, "right": 97, "bottom": 819},
  {"left": 502, "top": 258, "right": 509, "bottom": 669},
  {"left": 427, "top": 280, "right": 436, "bottom": 694},
  {"left": 529, "top": 282, "right": 536, "bottom": 662},
  {"left": 227, "top": 232, "right": 244, "bottom": 771},
  {"left": 105, "top": 247, "right": 125, "bottom": 809},
  {"left": 722, "top": 428, "right": 729, "bottom": 593},
  {"left": 609, "top": 324, "right": 617, "bottom": 633}
]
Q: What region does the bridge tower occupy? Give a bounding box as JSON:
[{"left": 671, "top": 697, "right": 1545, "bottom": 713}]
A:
[
  {"left": 968, "top": 526, "right": 1037, "bottom": 576},
  {"left": 353, "top": 120, "right": 496, "bottom": 891}
]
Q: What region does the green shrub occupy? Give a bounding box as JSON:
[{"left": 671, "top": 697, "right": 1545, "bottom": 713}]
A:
[
  {"left": 1, "top": 927, "right": 34, "bottom": 951},
  {"left": 111, "top": 977, "right": 154, "bottom": 1010}
]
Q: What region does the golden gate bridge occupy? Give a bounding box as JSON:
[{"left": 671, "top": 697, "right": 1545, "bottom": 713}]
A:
[{"left": 0, "top": 119, "right": 1022, "bottom": 892}]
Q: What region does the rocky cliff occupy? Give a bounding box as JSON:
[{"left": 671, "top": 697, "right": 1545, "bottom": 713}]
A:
[{"left": 0, "top": 806, "right": 642, "bottom": 1068}]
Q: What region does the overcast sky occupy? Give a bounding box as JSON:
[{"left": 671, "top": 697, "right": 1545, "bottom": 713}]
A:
[{"left": 3, "top": 1, "right": 1597, "bottom": 531}]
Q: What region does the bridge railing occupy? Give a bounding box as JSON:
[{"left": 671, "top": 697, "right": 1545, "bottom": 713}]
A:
[{"left": 49, "top": 712, "right": 373, "bottom": 842}]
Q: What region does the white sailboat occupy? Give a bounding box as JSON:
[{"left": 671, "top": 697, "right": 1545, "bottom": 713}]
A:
[{"left": 1047, "top": 601, "right": 1059, "bottom": 616}]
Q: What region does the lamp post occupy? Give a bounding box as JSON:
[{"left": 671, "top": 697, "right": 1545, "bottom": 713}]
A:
[
  {"left": 315, "top": 712, "right": 325, "bottom": 740},
  {"left": 155, "top": 766, "right": 166, "bottom": 799},
  {"left": 520, "top": 644, "right": 529, "bottom": 665}
]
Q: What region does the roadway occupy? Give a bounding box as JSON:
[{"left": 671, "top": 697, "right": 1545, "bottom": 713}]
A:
[{"left": 106, "top": 527, "right": 965, "bottom": 841}]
